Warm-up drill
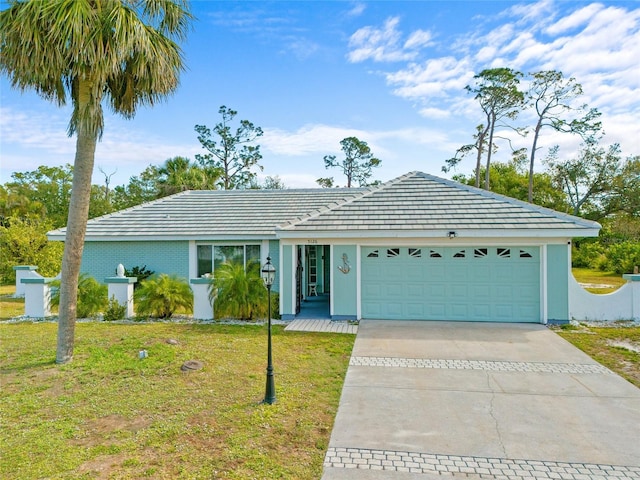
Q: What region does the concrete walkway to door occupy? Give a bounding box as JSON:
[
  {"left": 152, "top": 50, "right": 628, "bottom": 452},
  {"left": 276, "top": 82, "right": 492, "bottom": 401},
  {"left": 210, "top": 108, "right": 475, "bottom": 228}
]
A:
[{"left": 322, "top": 321, "right": 640, "bottom": 479}]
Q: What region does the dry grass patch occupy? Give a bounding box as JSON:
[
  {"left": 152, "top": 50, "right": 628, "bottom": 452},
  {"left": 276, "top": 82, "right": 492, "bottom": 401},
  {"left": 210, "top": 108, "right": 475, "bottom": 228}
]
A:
[
  {"left": 556, "top": 324, "right": 640, "bottom": 387},
  {"left": 0, "top": 322, "right": 355, "bottom": 479}
]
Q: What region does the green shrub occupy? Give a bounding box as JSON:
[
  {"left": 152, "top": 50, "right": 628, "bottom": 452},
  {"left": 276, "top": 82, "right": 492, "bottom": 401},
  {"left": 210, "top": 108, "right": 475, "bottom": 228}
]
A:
[
  {"left": 573, "top": 240, "right": 640, "bottom": 274},
  {"left": 103, "top": 296, "right": 127, "bottom": 322},
  {"left": 268, "top": 292, "right": 281, "bottom": 320},
  {"left": 602, "top": 242, "right": 640, "bottom": 274},
  {"left": 124, "top": 265, "right": 155, "bottom": 289},
  {"left": 209, "top": 260, "right": 272, "bottom": 320},
  {"left": 134, "top": 274, "right": 193, "bottom": 319},
  {"left": 572, "top": 242, "right": 606, "bottom": 269},
  {"left": 51, "top": 274, "right": 108, "bottom": 318},
  {"left": 0, "top": 216, "right": 63, "bottom": 284}
]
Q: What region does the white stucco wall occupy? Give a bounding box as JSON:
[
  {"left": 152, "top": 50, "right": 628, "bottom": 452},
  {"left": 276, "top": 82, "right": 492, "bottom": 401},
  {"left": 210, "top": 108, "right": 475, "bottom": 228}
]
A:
[{"left": 568, "top": 275, "right": 639, "bottom": 321}]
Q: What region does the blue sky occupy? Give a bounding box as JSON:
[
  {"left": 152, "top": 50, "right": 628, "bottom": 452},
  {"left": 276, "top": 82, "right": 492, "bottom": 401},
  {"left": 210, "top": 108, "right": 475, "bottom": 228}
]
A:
[{"left": 1, "top": 0, "right": 639, "bottom": 188}]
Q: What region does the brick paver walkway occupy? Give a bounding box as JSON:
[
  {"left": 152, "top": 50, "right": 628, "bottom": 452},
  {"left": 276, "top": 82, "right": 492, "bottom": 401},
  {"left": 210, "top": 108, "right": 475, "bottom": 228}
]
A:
[
  {"left": 349, "top": 356, "right": 615, "bottom": 375},
  {"left": 324, "top": 447, "right": 640, "bottom": 478},
  {"left": 284, "top": 319, "right": 358, "bottom": 334}
]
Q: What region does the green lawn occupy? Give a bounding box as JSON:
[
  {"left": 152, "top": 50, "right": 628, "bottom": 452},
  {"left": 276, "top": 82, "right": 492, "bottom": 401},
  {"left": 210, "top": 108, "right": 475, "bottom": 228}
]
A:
[
  {"left": 0, "top": 284, "right": 24, "bottom": 319},
  {"left": 571, "top": 267, "right": 626, "bottom": 294},
  {"left": 0, "top": 322, "right": 355, "bottom": 479}
]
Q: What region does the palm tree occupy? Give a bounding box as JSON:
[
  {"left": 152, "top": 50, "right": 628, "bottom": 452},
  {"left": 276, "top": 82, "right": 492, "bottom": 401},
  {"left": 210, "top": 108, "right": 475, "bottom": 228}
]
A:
[
  {"left": 157, "top": 156, "right": 221, "bottom": 197},
  {"left": 0, "top": 0, "right": 192, "bottom": 363}
]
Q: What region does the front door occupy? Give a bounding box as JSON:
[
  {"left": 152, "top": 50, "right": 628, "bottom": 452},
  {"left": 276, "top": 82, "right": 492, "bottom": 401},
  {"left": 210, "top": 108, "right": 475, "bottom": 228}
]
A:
[{"left": 295, "top": 246, "right": 303, "bottom": 314}]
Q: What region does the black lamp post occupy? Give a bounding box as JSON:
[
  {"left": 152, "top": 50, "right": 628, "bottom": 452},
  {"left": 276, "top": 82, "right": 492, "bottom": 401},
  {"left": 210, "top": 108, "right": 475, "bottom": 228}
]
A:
[{"left": 261, "top": 256, "right": 276, "bottom": 404}]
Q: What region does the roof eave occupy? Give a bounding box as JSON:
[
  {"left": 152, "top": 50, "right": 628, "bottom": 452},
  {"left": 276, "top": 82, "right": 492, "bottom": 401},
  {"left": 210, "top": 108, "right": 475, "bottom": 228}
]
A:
[
  {"left": 48, "top": 233, "right": 278, "bottom": 242},
  {"left": 275, "top": 228, "right": 601, "bottom": 240}
]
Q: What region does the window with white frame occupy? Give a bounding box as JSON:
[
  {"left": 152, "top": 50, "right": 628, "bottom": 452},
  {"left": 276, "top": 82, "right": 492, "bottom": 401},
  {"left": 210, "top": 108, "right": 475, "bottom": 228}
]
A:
[{"left": 197, "top": 244, "right": 261, "bottom": 277}]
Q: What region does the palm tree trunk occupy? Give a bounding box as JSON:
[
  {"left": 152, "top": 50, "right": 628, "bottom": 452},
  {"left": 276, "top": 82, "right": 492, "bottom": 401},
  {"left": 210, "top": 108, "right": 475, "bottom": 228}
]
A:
[{"left": 56, "top": 126, "right": 98, "bottom": 364}]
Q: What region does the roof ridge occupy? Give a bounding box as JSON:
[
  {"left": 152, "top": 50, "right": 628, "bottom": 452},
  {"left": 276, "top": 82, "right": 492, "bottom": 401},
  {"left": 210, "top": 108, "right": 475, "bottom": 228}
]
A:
[
  {"left": 187, "top": 187, "right": 364, "bottom": 194},
  {"left": 276, "top": 172, "right": 418, "bottom": 230},
  {"left": 415, "top": 172, "right": 601, "bottom": 229}
]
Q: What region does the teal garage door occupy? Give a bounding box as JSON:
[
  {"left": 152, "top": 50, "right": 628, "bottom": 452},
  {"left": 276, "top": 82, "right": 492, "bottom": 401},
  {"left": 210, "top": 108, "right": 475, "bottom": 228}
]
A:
[{"left": 361, "top": 246, "right": 540, "bottom": 322}]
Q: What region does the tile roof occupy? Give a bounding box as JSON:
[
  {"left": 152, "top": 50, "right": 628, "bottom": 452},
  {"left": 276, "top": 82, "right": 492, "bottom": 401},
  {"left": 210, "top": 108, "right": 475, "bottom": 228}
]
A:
[
  {"left": 48, "top": 172, "right": 600, "bottom": 241},
  {"left": 48, "top": 188, "right": 365, "bottom": 240},
  {"left": 277, "top": 172, "right": 600, "bottom": 235}
]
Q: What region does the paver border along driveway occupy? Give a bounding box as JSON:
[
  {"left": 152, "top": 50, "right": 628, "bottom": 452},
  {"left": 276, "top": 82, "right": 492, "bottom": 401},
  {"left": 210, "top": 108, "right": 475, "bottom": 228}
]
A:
[{"left": 322, "top": 321, "right": 640, "bottom": 479}]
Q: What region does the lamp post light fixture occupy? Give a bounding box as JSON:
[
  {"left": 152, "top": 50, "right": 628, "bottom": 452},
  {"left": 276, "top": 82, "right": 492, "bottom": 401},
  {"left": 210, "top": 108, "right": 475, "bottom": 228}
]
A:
[{"left": 261, "top": 256, "right": 276, "bottom": 404}]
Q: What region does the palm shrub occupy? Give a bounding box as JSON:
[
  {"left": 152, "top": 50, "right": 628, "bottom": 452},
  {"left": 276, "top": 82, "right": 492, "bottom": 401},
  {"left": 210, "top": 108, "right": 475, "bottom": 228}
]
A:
[
  {"left": 209, "top": 260, "right": 269, "bottom": 320},
  {"left": 134, "top": 274, "right": 193, "bottom": 319},
  {"left": 51, "top": 274, "right": 107, "bottom": 319}
]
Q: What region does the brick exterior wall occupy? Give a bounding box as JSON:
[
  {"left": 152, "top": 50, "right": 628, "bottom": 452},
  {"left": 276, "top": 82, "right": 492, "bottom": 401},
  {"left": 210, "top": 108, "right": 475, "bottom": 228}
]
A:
[{"left": 81, "top": 241, "right": 190, "bottom": 282}]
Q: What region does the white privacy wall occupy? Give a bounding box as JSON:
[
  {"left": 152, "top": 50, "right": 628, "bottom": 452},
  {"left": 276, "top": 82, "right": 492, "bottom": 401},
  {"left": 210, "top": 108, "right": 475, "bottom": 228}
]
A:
[{"left": 568, "top": 275, "right": 640, "bottom": 322}]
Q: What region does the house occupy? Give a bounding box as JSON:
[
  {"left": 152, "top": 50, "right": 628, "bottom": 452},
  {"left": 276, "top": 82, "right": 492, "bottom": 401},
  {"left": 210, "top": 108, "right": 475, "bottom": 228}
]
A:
[{"left": 48, "top": 171, "right": 600, "bottom": 323}]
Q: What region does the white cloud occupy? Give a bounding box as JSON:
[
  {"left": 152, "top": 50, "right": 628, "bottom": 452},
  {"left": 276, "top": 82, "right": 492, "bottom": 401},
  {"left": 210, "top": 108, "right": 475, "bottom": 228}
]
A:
[
  {"left": 346, "top": 2, "right": 366, "bottom": 17},
  {"left": 353, "top": 0, "right": 640, "bottom": 163},
  {"left": 504, "top": 0, "right": 555, "bottom": 26},
  {"left": 418, "top": 107, "right": 451, "bottom": 120},
  {"left": 475, "top": 46, "right": 497, "bottom": 63},
  {"left": 262, "top": 124, "right": 369, "bottom": 156},
  {"left": 0, "top": 106, "right": 203, "bottom": 186},
  {"left": 348, "top": 17, "right": 406, "bottom": 62},
  {"left": 545, "top": 3, "right": 604, "bottom": 35},
  {"left": 347, "top": 16, "right": 432, "bottom": 63},
  {"left": 273, "top": 172, "right": 320, "bottom": 189},
  {"left": 404, "top": 30, "right": 433, "bottom": 50},
  {"left": 0, "top": 107, "right": 74, "bottom": 155},
  {"left": 261, "top": 124, "right": 452, "bottom": 163},
  {"left": 282, "top": 37, "right": 320, "bottom": 60},
  {"left": 385, "top": 57, "right": 474, "bottom": 102}
]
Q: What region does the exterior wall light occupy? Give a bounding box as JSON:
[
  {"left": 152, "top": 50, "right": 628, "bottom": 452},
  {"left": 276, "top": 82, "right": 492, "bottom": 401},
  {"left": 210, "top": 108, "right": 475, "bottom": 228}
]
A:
[{"left": 448, "top": 231, "right": 457, "bottom": 239}]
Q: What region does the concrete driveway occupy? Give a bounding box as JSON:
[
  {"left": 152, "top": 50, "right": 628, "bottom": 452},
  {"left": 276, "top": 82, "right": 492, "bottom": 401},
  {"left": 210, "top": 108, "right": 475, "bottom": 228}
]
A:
[{"left": 322, "top": 321, "right": 640, "bottom": 479}]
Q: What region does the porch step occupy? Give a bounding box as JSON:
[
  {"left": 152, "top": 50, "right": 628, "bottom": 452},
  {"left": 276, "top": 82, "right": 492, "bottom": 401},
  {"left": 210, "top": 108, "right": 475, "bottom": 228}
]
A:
[{"left": 284, "top": 319, "right": 358, "bottom": 334}]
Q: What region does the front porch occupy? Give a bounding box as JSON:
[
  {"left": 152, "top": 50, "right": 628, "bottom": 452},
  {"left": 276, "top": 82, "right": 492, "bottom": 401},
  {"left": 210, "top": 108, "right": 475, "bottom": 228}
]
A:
[{"left": 284, "top": 318, "right": 358, "bottom": 334}]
